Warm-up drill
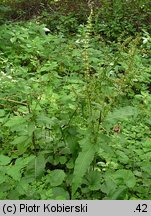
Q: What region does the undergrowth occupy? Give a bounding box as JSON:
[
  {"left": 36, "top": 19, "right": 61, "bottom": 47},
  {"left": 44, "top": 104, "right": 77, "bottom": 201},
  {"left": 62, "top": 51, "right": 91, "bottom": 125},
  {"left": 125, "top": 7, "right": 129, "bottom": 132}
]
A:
[{"left": 0, "top": 5, "right": 151, "bottom": 200}]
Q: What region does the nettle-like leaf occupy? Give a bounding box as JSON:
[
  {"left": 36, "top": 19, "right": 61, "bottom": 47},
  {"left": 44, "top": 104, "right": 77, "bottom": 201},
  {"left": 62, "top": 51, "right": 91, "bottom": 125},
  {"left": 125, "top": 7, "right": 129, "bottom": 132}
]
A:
[
  {"left": 0, "top": 155, "right": 11, "bottom": 166},
  {"left": 0, "top": 110, "right": 5, "bottom": 117},
  {"left": 39, "top": 61, "right": 58, "bottom": 73},
  {"left": 109, "top": 186, "right": 127, "bottom": 200},
  {"left": 0, "top": 172, "right": 7, "bottom": 184},
  {"left": 105, "top": 106, "right": 138, "bottom": 123},
  {"left": 102, "top": 169, "right": 136, "bottom": 199},
  {"left": 11, "top": 135, "right": 31, "bottom": 155},
  {"left": 52, "top": 187, "right": 70, "bottom": 200},
  {"left": 103, "top": 106, "right": 139, "bottom": 131},
  {"left": 116, "top": 150, "right": 129, "bottom": 164},
  {"left": 46, "top": 170, "right": 66, "bottom": 187},
  {"left": 72, "top": 137, "right": 96, "bottom": 195},
  {"left": 11, "top": 136, "right": 30, "bottom": 145},
  {"left": 4, "top": 116, "right": 27, "bottom": 131},
  {"left": 7, "top": 156, "right": 35, "bottom": 181},
  {"left": 114, "top": 169, "right": 136, "bottom": 188},
  {"left": 106, "top": 106, "right": 138, "bottom": 121},
  {"left": 34, "top": 154, "right": 46, "bottom": 179},
  {"left": 36, "top": 115, "right": 58, "bottom": 127},
  {"left": 141, "top": 161, "right": 151, "bottom": 174},
  {"left": 7, "top": 164, "right": 23, "bottom": 181},
  {"left": 101, "top": 173, "right": 117, "bottom": 195},
  {"left": 86, "top": 170, "right": 101, "bottom": 191}
]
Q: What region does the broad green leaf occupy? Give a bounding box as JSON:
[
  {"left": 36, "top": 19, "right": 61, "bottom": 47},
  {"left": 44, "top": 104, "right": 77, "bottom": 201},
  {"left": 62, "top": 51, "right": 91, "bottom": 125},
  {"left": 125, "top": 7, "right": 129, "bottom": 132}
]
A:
[
  {"left": 0, "top": 110, "right": 5, "bottom": 117},
  {"left": 72, "top": 143, "right": 96, "bottom": 195},
  {"left": 15, "top": 156, "right": 35, "bottom": 167},
  {"left": 105, "top": 106, "right": 138, "bottom": 123},
  {"left": 7, "top": 156, "right": 35, "bottom": 181},
  {"left": 115, "top": 169, "right": 136, "bottom": 188},
  {"left": 23, "top": 157, "right": 37, "bottom": 182},
  {"left": 16, "top": 180, "right": 29, "bottom": 195},
  {"left": 87, "top": 171, "right": 101, "bottom": 191},
  {"left": 116, "top": 150, "right": 129, "bottom": 164},
  {"left": 11, "top": 136, "right": 30, "bottom": 145},
  {"left": 40, "top": 61, "right": 58, "bottom": 72},
  {"left": 27, "top": 122, "right": 36, "bottom": 136},
  {"left": 40, "top": 189, "right": 53, "bottom": 200},
  {"left": 72, "top": 49, "right": 81, "bottom": 57},
  {"left": 0, "top": 164, "right": 8, "bottom": 184},
  {"left": 59, "top": 156, "right": 67, "bottom": 164},
  {"left": 110, "top": 186, "right": 127, "bottom": 200},
  {"left": 46, "top": 170, "right": 66, "bottom": 187},
  {"left": 0, "top": 155, "right": 11, "bottom": 165},
  {"left": 52, "top": 187, "right": 69, "bottom": 200},
  {"left": 141, "top": 161, "right": 151, "bottom": 174},
  {"left": 17, "top": 142, "right": 29, "bottom": 155},
  {"left": 0, "top": 190, "right": 7, "bottom": 199},
  {"left": 66, "top": 159, "right": 74, "bottom": 169},
  {"left": 7, "top": 165, "right": 22, "bottom": 181},
  {"left": 101, "top": 173, "right": 116, "bottom": 195},
  {"left": 0, "top": 173, "right": 6, "bottom": 184},
  {"left": 34, "top": 154, "right": 46, "bottom": 178},
  {"left": 4, "top": 116, "right": 26, "bottom": 127},
  {"left": 36, "top": 115, "right": 58, "bottom": 126}
]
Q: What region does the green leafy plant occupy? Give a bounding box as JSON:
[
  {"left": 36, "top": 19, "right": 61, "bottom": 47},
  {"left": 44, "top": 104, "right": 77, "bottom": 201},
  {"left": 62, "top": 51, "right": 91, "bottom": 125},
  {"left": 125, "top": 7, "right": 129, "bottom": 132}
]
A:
[{"left": 0, "top": 1, "right": 151, "bottom": 200}]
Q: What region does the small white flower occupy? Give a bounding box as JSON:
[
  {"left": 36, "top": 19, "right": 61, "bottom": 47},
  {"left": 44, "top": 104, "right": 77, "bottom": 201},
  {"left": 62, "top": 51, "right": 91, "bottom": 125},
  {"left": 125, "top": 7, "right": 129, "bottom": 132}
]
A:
[
  {"left": 11, "top": 80, "right": 17, "bottom": 83},
  {"left": 75, "top": 39, "right": 85, "bottom": 44},
  {"left": 43, "top": 27, "right": 50, "bottom": 35},
  {"left": 1, "top": 71, "right": 6, "bottom": 76},
  {"left": 75, "top": 39, "right": 80, "bottom": 44},
  {"left": 7, "top": 75, "right": 12, "bottom": 79},
  {"left": 143, "top": 37, "right": 149, "bottom": 44}
]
